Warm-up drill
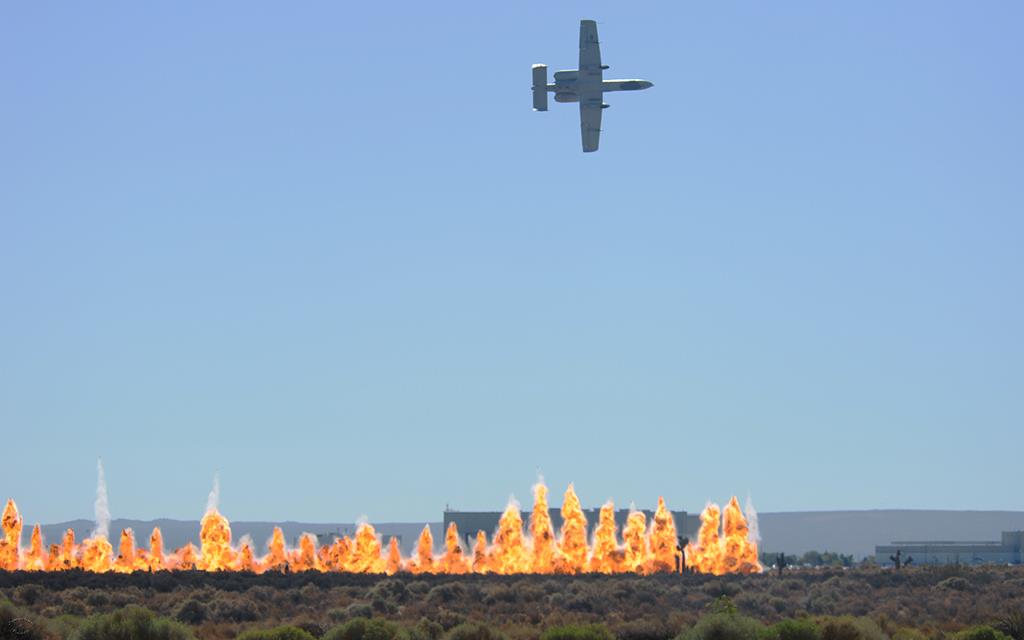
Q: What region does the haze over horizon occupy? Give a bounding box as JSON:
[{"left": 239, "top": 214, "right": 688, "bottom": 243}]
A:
[{"left": 2, "top": 2, "right": 1022, "bottom": 524}]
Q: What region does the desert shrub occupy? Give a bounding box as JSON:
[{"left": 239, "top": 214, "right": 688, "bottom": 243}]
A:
[
  {"left": 0, "top": 599, "right": 48, "bottom": 640},
  {"left": 328, "top": 609, "right": 350, "bottom": 624},
  {"left": 483, "top": 586, "right": 519, "bottom": 605},
  {"left": 676, "top": 612, "right": 765, "bottom": 640},
  {"left": 174, "top": 599, "right": 208, "bottom": 625},
  {"left": 615, "top": 618, "right": 677, "bottom": 640},
  {"left": 955, "top": 628, "right": 1011, "bottom": 640},
  {"left": 703, "top": 582, "right": 742, "bottom": 599},
  {"left": 61, "top": 598, "right": 89, "bottom": 617},
  {"left": 430, "top": 609, "right": 466, "bottom": 632},
  {"left": 818, "top": 618, "right": 886, "bottom": 640},
  {"left": 407, "top": 582, "right": 431, "bottom": 595},
  {"left": 324, "top": 617, "right": 405, "bottom": 640},
  {"left": 342, "top": 603, "right": 374, "bottom": 620},
  {"left": 542, "top": 623, "right": 615, "bottom": 640},
  {"left": 211, "top": 595, "right": 262, "bottom": 622},
  {"left": 996, "top": 610, "right": 1024, "bottom": 640},
  {"left": 890, "top": 629, "right": 927, "bottom": 640},
  {"left": 248, "top": 586, "right": 278, "bottom": 603},
  {"left": 371, "top": 597, "right": 398, "bottom": 615},
  {"left": 370, "top": 581, "right": 410, "bottom": 605},
  {"left": 411, "top": 618, "right": 445, "bottom": 640},
  {"left": 294, "top": 619, "right": 327, "bottom": 638},
  {"left": 71, "top": 605, "right": 194, "bottom": 640},
  {"left": 427, "top": 584, "right": 467, "bottom": 605},
  {"left": 48, "top": 614, "right": 85, "bottom": 639},
  {"left": 237, "top": 626, "right": 317, "bottom": 640},
  {"left": 772, "top": 620, "right": 819, "bottom": 640},
  {"left": 84, "top": 591, "right": 109, "bottom": 608},
  {"left": 937, "top": 577, "right": 969, "bottom": 592},
  {"left": 13, "top": 584, "right": 43, "bottom": 607},
  {"left": 445, "top": 622, "right": 508, "bottom": 640}
]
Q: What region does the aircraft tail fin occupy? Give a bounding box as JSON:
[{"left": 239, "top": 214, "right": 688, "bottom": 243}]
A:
[{"left": 532, "top": 64, "right": 548, "bottom": 111}]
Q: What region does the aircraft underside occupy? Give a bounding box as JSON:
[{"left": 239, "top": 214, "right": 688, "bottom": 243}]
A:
[{"left": 532, "top": 20, "right": 653, "bottom": 152}]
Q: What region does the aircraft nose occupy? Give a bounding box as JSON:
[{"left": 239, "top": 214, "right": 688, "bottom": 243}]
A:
[{"left": 645, "top": 81, "right": 654, "bottom": 89}]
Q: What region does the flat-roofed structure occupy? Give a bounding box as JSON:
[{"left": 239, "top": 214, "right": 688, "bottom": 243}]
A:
[
  {"left": 876, "top": 531, "right": 1023, "bottom": 565},
  {"left": 443, "top": 508, "right": 697, "bottom": 548}
]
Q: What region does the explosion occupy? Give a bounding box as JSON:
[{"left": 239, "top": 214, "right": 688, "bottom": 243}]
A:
[
  {"left": 684, "top": 497, "right": 762, "bottom": 575},
  {"left": 0, "top": 481, "right": 761, "bottom": 575}
]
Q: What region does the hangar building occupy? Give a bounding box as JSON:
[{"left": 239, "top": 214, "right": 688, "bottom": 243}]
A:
[{"left": 875, "top": 531, "right": 1023, "bottom": 565}]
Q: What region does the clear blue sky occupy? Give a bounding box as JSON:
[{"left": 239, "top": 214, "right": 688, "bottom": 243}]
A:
[{"left": 2, "top": 2, "right": 1022, "bottom": 525}]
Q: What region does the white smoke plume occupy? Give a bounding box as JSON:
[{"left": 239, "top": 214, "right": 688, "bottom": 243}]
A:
[
  {"left": 206, "top": 472, "right": 220, "bottom": 514},
  {"left": 92, "top": 458, "right": 110, "bottom": 540},
  {"left": 744, "top": 494, "right": 761, "bottom": 544}
]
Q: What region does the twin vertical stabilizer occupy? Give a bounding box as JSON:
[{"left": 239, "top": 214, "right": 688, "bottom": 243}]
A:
[{"left": 532, "top": 64, "right": 548, "bottom": 111}]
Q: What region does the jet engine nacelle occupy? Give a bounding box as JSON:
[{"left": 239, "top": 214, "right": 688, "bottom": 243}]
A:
[{"left": 554, "top": 92, "right": 579, "bottom": 103}]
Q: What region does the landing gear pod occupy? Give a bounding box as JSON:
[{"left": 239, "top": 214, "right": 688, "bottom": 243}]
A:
[{"left": 532, "top": 64, "right": 548, "bottom": 111}]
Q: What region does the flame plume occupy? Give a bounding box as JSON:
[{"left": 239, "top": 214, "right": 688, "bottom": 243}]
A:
[
  {"left": 623, "top": 510, "right": 649, "bottom": 572},
  {"left": 410, "top": 525, "right": 436, "bottom": 574},
  {"left": 0, "top": 481, "right": 759, "bottom": 575},
  {"left": 238, "top": 538, "right": 259, "bottom": 572},
  {"left": 492, "top": 500, "right": 529, "bottom": 573},
  {"left": 529, "top": 483, "right": 556, "bottom": 573},
  {"left": 589, "top": 501, "right": 622, "bottom": 573},
  {"left": 648, "top": 497, "right": 678, "bottom": 573},
  {"left": 149, "top": 528, "right": 165, "bottom": 571},
  {"left": 557, "top": 484, "right": 588, "bottom": 573},
  {"left": 24, "top": 525, "right": 45, "bottom": 571},
  {"left": 386, "top": 536, "right": 402, "bottom": 574},
  {"left": 80, "top": 535, "right": 113, "bottom": 573},
  {"left": 264, "top": 527, "right": 287, "bottom": 572},
  {"left": 472, "top": 530, "right": 490, "bottom": 573},
  {"left": 350, "top": 523, "right": 385, "bottom": 573},
  {"left": 113, "top": 528, "right": 137, "bottom": 573},
  {"left": 685, "top": 497, "right": 761, "bottom": 575},
  {"left": 440, "top": 522, "right": 469, "bottom": 574},
  {"left": 292, "top": 533, "right": 321, "bottom": 572},
  {"left": 58, "top": 529, "right": 77, "bottom": 570},
  {"left": 0, "top": 499, "right": 22, "bottom": 570},
  {"left": 198, "top": 508, "right": 236, "bottom": 571}
]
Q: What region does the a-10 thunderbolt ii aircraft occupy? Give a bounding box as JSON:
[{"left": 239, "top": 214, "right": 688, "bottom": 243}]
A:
[{"left": 532, "top": 19, "right": 653, "bottom": 152}]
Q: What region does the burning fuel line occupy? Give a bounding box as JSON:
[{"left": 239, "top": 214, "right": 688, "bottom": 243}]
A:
[{"left": 0, "top": 476, "right": 761, "bottom": 575}]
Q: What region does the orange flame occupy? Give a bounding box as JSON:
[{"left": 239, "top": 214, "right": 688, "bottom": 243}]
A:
[
  {"left": 385, "top": 536, "right": 402, "bottom": 574},
  {"left": 557, "top": 484, "right": 588, "bottom": 573},
  {"left": 529, "top": 483, "right": 556, "bottom": 573},
  {"left": 492, "top": 500, "right": 529, "bottom": 573},
  {"left": 589, "top": 501, "right": 622, "bottom": 573},
  {"left": 685, "top": 497, "right": 761, "bottom": 575},
  {"left": 0, "top": 499, "right": 22, "bottom": 570},
  {"left": 472, "top": 530, "right": 490, "bottom": 573},
  {"left": 80, "top": 536, "right": 113, "bottom": 573},
  {"left": 24, "top": 524, "right": 45, "bottom": 571},
  {"left": 149, "top": 528, "right": 165, "bottom": 571},
  {"left": 623, "top": 510, "right": 648, "bottom": 572},
  {"left": 0, "top": 484, "right": 760, "bottom": 575}
]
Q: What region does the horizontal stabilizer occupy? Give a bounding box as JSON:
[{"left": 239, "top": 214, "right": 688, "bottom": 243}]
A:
[{"left": 532, "top": 64, "right": 548, "bottom": 111}]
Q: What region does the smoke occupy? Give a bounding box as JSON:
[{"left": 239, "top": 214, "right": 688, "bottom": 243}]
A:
[
  {"left": 92, "top": 458, "right": 110, "bottom": 540},
  {"left": 206, "top": 472, "right": 220, "bottom": 514},
  {"left": 744, "top": 494, "right": 761, "bottom": 543}
]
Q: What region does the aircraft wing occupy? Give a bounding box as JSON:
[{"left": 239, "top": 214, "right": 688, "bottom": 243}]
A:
[
  {"left": 579, "top": 20, "right": 601, "bottom": 74},
  {"left": 580, "top": 100, "right": 602, "bottom": 153}
]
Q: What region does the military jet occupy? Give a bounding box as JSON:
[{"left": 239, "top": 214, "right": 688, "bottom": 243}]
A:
[{"left": 532, "top": 20, "right": 653, "bottom": 152}]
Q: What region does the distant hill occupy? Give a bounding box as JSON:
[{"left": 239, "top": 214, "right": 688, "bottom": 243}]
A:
[{"left": 33, "top": 510, "right": 1024, "bottom": 560}]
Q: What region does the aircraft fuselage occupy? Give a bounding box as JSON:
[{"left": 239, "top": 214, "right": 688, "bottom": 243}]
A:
[{"left": 547, "top": 70, "right": 653, "bottom": 104}]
